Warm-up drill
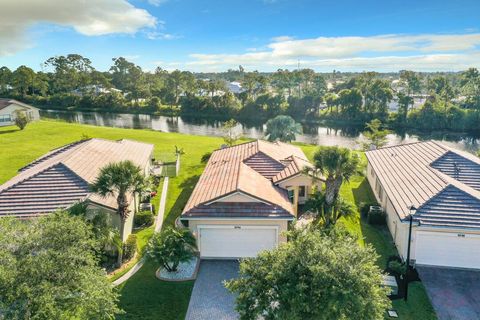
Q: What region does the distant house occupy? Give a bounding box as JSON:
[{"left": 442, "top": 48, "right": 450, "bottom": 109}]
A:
[
  {"left": 366, "top": 141, "right": 480, "bottom": 269},
  {"left": 228, "top": 81, "right": 244, "bottom": 94},
  {"left": 180, "top": 140, "right": 322, "bottom": 259},
  {"left": 0, "top": 138, "right": 154, "bottom": 241},
  {"left": 0, "top": 99, "right": 40, "bottom": 127}
]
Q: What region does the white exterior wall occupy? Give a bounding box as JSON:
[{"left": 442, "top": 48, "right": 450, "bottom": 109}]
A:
[
  {"left": 0, "top": 103, "right": 40, "bottom": 127},
  {"left": 367, "top": 162, "right": 409, "bottom": 259},
  {"left": 187, "top": 219, "right": 290, "bottom": 243}
]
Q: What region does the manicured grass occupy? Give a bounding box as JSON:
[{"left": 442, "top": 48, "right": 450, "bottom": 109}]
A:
[{"left": 0, "top": 121, "right": 435, "bottom": 320}]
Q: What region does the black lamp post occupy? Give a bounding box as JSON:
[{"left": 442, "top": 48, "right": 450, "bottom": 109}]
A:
[{"left": 404, "top": 205, "right": 417, "bottom": 302}]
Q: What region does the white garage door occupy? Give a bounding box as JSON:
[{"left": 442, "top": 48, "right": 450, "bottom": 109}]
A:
[
  {"left": 415, "top": 231, "right": 480, "bottom": 269},
  {"left": 198, "top": 225, "right": 278, "bottom": 259}
]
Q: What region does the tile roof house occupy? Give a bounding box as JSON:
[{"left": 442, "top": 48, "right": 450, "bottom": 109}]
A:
[
  {"left": 0, "top": 99, "right": 40, "bottom": 126},
  {"left": 0, "top": 138, "right": 154, "bottom": 240},
  {"left": 366, "top": 141, "right": 480, "bottom": 269},
  {"left": 181, "top": 140, "right": 321, "bottom": 259}
]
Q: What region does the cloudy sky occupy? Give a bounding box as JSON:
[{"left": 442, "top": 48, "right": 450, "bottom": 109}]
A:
[{"left": 0, "top": 0, "right": 479, "bottom": 72}]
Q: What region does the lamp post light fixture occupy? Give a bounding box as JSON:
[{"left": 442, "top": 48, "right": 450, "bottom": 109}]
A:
[{"left": 404, "top": 205, "right": 417, "bottom": 302}]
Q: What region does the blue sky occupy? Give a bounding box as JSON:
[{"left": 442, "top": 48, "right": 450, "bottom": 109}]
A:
[{"left": 0, "top": 0, "right": 479, "bottom": 72}]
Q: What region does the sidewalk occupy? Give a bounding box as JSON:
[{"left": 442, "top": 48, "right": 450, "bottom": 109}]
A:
[{"left": 113, "top": 177, "right": 169, "bottom": 286}]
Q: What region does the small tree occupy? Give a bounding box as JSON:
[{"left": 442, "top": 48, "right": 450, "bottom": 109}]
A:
[
  {"left": 14, "top": 110, "right": 29, "bottom": 130},
  {"left": 305, "top": 192, "right": 355, "bottom": 226},
  {"left": 146, "top": 227, "right": 197, "bottom": 272},
  {"left": 91, "top": 160, "right": 145, "bottom": 266},
  {"left": 265, "top": 115, "right": 302, "bottom": 142},
  {"left": 361, "top": 119, "right": 390, "bottom": 150},
  {"left": 226, "top": 227, "right": 391, "bottom": 320},
  {"left": 222, "top": 119, "right": 241, "bottom": 146}
]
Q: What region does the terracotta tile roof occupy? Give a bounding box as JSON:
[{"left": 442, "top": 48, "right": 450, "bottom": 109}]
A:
[
  {"left": 182, "top": 140, "right": 311, "bottom": 218},
  {"left": 272, "top": 156, "right": 313, "bottom": 183},
  {"left": 366, "top": 141, "right": 480, "bottom": 228},
  {"left": 0, "top": 138, "right": 153, "bottom": 217},
  {"left": 0, "top": 98, "right": 38, "bottom": 111}
]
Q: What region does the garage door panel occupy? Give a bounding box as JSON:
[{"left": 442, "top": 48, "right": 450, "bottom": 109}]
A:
[
  {"left": 415, "top": 231, "right": 480, "bottom": 269},
  {"left": 199, "top": 226, "right": 277, "bottom": 259}
]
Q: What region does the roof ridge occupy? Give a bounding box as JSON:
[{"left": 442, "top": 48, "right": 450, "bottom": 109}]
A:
[
  {"left": 367, "top": 140, "right": 443, "bottom": 152},
  {"left": 212, "top": 140, "right": 257, "bottom": 152}
]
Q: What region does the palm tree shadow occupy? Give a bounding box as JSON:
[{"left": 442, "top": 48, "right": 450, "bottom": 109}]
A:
[{"left": 162, "top": 174, "right": 200, "bottom": 228}]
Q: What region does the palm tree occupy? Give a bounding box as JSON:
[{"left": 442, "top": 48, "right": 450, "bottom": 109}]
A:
[
  {"left": 306, "top": 146, "right": 359, "bottom": 225},
  {"left": 265, "top": 115, "right": 302, "bottom": 142},
  {"left": 91, "top": 160, "right": 145, "bottom": 266}
]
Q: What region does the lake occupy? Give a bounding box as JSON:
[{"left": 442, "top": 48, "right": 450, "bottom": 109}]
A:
[{"left": 40, "top": 110, "right": 480, "bottom": 153}]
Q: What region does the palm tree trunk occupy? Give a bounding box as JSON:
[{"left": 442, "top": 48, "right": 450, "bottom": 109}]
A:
[{"left": 117, "top": 219, "right": 124, "bottom": 267}]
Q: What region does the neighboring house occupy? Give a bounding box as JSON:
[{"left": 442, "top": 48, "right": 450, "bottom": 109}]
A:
[
  {"left": 228, "top": 81, "right": 244, "bottom": 94},
  {"left": 366, "top": 141, "right": 480, "bottom": 269},
  {"left": 0, "top": 138, "right": 154, "bottom": 241},
  {"left": 0, "top": 98, "right": 40, "bottom": 127},
  {"left": 180, "top": 140, "right": 321, "bottom": 259}
]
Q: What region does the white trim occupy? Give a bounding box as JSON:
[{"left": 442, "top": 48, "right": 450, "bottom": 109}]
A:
[
  {"left": 181, "top": 216, "right": 294, "bottom": 221},
  {"left": 274, "top": 172, "right": 302, "bottom": 185},
  {"left": 205, "top": 191, "right": 270, "bottom": 206}
]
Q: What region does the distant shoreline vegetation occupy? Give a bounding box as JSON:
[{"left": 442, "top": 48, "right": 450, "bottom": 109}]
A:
[{"left": 1, "top": 54, "right": 479, "bottom": 133}]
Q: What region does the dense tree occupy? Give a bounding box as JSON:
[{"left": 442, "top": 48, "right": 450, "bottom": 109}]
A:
[
  {"left": 11, "top": 65, "right": 37, "bottom": 96},
  {"left": 44, "top": 54, "right": 94, "bottom": 93},
  {"left": 399, "top": 70, "right": 422, "bottom": 110},
  {"left": 362, "top": 119, "right": 390, "bottom": 150},
  {"left": 460, "top": 68, "right": 480, "bottom": 109},
  {"left": 264, "top": 115, "right": 302, "bottom": 142},
  {"left": 337, "top": 88, "right": 363, "bottom": 119},
  {"left": 91, "top": 160, "right": 145, "bottom": 265},
  {"left": 226, "top": 227, "right": 391, "bottom": 320},
  {"left": 0, "top": 66, "right": 12, "bottom": 94},
  {"left": 0, "top": 212, "right": 121, "bottom": 319}
]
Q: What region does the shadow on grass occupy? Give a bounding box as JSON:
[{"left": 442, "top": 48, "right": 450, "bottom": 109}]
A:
[
  {"left": 162, "top": 174, "right": 200, "bottom": 229},
  {"left": 352, "top": 178, "right": 397, "bottom": 269},
  {"left": 0, "top": 128, "right": 20, "bottom": 134}
]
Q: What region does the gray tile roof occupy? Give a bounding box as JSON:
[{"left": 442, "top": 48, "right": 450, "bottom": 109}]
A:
[
  {"left": 415, "top": 185, "right": 480, "bottom": 229},
  {"left": 0, "top": 163, "right": 89, "bottom": 217},
  {"left": 431, "top": 151, "right": 480, "bottom": 191},
  {"left": 0, "top": 138, "right": 153, "bottom": 217},
  {"left": 366, "top": 141, "right": 480, "bottom": 229}
]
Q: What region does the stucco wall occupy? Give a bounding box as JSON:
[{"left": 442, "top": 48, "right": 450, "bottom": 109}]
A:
[
  {"left": 187, "top": 219, "right": 290, "bottom": 243},
  {"left": 0, "top": 103, "right": 40, "bottom": 127}
]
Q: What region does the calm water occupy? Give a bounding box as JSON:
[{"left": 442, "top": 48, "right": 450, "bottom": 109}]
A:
[{"left": 41, "top": 110, "right": 480, "bottom": 153}]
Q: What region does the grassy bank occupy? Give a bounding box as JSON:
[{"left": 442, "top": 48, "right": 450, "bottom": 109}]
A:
[{"left": 0, "top": 120, "right": 435, "bottom": 319}]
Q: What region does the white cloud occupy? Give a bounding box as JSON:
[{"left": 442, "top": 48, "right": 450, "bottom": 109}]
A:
[
  {"left": 178, "top": 33, "right": 480, "bottom": 72},
  {"left": 0, "top": 0, "right": 157, "bottom": 56},
  {"left": 148, "top": 0, "right": 168, "bottom": 6},
  {"left": 146, "top": 32, "right": 181, "bottom": 40}
]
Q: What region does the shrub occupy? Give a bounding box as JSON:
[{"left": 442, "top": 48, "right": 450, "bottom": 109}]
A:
[
  {"left": 367, "top": 207, "right": 386, "bottom": 225},
  {"left": 388, "top": 260, "right": 406, "bottom": 276},
  {"left": 134, "top": 210, "right": 154, "bottom": 227},
  {"left": 123, "top": 234, "right": 137, "bottom": 262},
  {"left": 146, "top": 227, "right": 197, "bottom": 272},
  {"left": 14, "top": 110, "right": 29, "bottom": 130}
]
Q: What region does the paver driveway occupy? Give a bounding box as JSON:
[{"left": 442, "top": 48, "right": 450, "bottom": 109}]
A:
[
  {"left": 417, "top": 266, "right": 480, "bottom": 320},
  {"left": 186, "top": 260, "right": 239, "bottom": 320}
]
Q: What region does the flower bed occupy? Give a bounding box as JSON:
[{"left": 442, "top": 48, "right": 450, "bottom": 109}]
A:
[{"left": 156, "top": 257, "right": 200, "bottom": 281}]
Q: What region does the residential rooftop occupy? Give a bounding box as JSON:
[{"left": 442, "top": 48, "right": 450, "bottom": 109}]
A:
[
  {"left": 182, "top": 140, "right": 312, "bottom": 219},
  {"left": 0, "top": 138, "right": 154, "bottom": 217},
  {"left": 366, "top": 141, "right": 480, "bottom": 228}
]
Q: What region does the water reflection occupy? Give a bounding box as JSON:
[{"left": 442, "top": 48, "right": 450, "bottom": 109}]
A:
[{"left": 41, "top": 110, "right": 480, "bottom": 153}]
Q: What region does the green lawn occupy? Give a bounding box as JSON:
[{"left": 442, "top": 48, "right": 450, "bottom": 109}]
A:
[{"left": 0, "top": 121, "right": 436, "bottom": 320}]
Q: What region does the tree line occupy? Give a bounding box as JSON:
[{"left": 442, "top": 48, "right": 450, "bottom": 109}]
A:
[{"left": 1, "top": 54, "right": 479, "bottom": 132}]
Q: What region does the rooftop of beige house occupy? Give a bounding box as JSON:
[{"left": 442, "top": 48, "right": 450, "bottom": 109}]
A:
[
  {"left": 0, "top": 138, "right": 154, "bottom": 217},
  {"left": 366, "top": 141, "right": 480, "bottom": 229},
  {"left": 0, "top": 98, "right": 38, "bottom": 111},
  {"left": 181, "top": 140, "right": 312, "bottom": 219}
]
